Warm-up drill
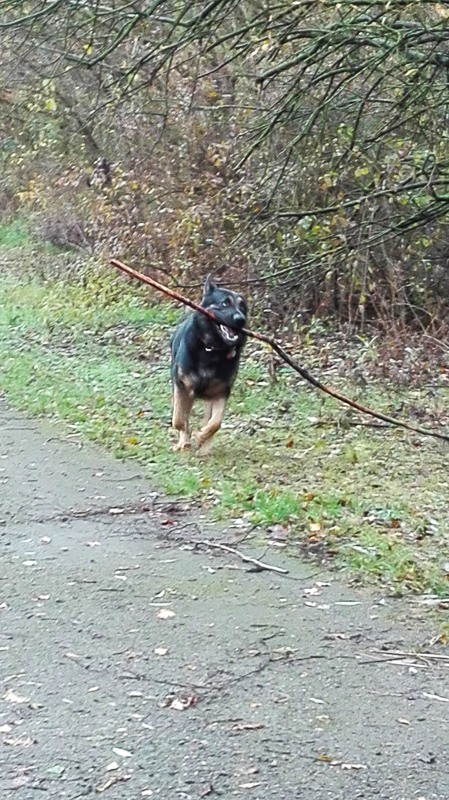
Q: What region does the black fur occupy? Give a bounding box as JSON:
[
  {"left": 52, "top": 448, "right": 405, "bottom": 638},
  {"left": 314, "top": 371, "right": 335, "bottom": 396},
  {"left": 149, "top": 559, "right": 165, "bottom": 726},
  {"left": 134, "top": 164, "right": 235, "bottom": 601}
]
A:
[{"left": 170, "top": 275, "right": 247, "bottom": 450}]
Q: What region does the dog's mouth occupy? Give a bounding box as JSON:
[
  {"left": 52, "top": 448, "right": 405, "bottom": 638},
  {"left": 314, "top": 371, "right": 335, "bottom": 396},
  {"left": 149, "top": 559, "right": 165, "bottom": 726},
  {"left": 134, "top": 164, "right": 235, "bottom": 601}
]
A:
[{"left": 217, "top": 324, "right": 240, "bottom": 344}]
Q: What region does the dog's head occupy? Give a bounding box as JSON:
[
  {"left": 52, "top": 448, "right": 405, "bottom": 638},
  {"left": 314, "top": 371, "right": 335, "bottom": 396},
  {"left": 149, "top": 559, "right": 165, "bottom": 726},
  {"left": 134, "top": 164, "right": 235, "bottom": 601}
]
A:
[{"left": 199, "top": 274, "right": 247, "bottom": 349}]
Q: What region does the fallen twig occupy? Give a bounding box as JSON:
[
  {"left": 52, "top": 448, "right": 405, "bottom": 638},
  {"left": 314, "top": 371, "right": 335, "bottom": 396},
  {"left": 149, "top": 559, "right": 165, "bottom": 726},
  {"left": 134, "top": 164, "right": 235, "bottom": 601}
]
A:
[
  {"left": 361, "top": 649, "right": 449, "bottom": 668},
  {"left": 360, "top": 657, "right": 428, "bottom": 668},
  {"left": 202, "top": 539, "right": 289, "bottom": 574},
  {"left": 110, "top": 258, "right": 449, "bottom": 444},
  {"left": 373, "top": 649, "right": 449, "bottom": 662},
  {"left": 423, "top": 691, "right": 449, "bottom": 702}
]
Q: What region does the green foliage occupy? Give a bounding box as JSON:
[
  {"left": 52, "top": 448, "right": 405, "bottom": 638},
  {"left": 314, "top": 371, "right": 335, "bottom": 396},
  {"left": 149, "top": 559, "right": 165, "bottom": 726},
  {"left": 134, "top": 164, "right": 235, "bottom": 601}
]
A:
[
  {"left": 0, "top": 219, "right": 32, "bottom": 248},
  {"left": 2, "top": 3, "right": 449, "bottom": 325}
]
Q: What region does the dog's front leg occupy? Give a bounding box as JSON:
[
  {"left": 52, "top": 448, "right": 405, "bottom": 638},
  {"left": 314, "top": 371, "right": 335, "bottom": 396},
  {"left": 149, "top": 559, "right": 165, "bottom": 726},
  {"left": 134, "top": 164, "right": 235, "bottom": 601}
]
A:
[
  {"left": 196, "top": 396, "right": 227, "bottom": 453},
  {"left": 172, "top": 382, "right": 194, "bottom": 450}
]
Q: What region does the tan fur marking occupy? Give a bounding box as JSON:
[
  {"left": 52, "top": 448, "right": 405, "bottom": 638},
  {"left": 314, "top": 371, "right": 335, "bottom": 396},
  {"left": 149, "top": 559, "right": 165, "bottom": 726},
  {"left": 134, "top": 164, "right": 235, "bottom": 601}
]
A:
[
  {"left": 195, "top": 396, "right": 227, "bottom": 452},
  {"left": 202, "top": 382, "right": 229, "bottom": 400},
  {"left": 202, "top": 400, "right": 213, "bottom": 426},
  {"left": 172, "top": 381, "right": 194, "bottom": 451}
]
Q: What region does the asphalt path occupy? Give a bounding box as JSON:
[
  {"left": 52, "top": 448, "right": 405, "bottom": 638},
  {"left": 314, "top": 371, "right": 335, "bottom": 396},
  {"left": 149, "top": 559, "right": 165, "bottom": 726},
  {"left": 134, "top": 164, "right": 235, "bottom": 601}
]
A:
[{"left": 1, "top": 400, "right": 449, "bottom": 799}]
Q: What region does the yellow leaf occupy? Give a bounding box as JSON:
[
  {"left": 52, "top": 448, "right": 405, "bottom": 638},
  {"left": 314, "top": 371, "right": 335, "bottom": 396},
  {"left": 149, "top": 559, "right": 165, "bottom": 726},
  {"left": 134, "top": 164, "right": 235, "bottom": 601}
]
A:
[{"left": 435, "top": 4, "right": 449, "bottom": 18}]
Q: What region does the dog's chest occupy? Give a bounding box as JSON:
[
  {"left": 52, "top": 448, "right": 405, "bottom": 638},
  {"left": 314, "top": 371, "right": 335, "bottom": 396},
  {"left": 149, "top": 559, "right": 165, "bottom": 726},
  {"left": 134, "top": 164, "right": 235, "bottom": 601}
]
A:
[{"left": 192, "top": 354, "right": 238, "bottom": 398}]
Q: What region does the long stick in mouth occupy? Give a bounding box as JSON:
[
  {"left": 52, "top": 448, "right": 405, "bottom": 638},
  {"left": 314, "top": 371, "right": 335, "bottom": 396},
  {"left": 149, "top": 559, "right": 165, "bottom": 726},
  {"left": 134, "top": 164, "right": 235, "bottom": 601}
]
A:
[{"left": 110, "top": 257, "right": 449, "bottom": 444}]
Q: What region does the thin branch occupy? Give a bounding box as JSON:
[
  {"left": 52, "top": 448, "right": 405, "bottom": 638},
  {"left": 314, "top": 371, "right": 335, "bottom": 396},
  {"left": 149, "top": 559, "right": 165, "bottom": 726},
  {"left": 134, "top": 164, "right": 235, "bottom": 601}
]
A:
[
  {"left": 201, "top": 540, "right": 289, "bottom": 574},
  {"left": 109, "top": 258, "right": 449, "bottom": 444}
]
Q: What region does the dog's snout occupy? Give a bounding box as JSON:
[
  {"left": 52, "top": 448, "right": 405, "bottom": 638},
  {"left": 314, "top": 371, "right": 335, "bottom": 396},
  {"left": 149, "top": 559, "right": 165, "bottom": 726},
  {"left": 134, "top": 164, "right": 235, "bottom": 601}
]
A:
[{"left": 232, "top": 312, "right": 246, "bottom": 328}]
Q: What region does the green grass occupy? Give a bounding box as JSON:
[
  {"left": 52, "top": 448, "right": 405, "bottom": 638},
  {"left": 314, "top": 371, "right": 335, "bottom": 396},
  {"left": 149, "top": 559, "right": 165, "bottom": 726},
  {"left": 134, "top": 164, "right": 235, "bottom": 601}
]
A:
[
  {"left": 1, "top": 243, "right": 449, "bottom": 599},
  {"left": 0, "top": 218, "right": 31, "bottom": 248}
]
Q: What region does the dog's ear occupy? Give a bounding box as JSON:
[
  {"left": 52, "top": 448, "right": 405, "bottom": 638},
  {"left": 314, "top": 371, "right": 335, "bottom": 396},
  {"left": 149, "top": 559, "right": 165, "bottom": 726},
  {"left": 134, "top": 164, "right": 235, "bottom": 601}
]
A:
[{"left": 202, "top": 273, "right": 217, "bottom": 299}]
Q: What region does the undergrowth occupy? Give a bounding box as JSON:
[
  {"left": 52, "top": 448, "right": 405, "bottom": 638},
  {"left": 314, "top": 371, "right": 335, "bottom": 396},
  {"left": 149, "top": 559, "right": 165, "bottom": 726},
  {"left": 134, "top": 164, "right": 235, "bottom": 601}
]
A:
[{"left": 1, "top": 232, "right": 449, "bottom": 600}]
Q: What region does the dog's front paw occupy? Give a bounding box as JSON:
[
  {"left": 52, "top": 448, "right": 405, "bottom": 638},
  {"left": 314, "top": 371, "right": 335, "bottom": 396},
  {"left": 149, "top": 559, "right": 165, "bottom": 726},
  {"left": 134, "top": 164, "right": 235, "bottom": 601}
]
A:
[
  {"left": 195, "top": 433, "right": 213, "bottom": 455},
  {"left": 172, "top": 440, "right": 191, "bottom": 452}
]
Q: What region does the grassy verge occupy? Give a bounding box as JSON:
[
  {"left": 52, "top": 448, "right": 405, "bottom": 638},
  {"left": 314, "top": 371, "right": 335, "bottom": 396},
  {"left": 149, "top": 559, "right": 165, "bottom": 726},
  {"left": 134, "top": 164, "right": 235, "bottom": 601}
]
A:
[{"left": 1, "top": 230, "right": 449, "bottom": 600}]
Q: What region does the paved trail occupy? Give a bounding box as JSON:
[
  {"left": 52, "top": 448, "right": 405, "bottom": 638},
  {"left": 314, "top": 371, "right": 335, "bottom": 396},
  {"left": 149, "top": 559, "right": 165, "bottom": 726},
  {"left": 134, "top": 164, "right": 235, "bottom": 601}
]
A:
[{"left": 1, "top": 400, "right": 448, "bottom": 799}]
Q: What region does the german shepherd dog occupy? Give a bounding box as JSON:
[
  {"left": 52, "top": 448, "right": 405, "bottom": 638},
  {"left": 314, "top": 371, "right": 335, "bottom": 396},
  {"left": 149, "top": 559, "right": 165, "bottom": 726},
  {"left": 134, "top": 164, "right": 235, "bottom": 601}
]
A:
[{"left": 171, "top": 275, "right": 247, "bottom": 451}]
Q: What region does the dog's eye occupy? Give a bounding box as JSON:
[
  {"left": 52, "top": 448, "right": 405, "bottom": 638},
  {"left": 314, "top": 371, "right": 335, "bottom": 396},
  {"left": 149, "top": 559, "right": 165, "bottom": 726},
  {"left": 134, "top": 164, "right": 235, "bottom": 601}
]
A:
[{"left": 222, "top": 298, "right": 232, "bottom": 307}]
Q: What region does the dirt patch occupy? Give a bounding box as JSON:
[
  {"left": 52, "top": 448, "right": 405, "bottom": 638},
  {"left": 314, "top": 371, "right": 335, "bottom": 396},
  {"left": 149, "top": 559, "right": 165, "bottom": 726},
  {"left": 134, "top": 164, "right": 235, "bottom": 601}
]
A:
[{"left": 1, "top": 400, "right": 449, "bottom": 799}]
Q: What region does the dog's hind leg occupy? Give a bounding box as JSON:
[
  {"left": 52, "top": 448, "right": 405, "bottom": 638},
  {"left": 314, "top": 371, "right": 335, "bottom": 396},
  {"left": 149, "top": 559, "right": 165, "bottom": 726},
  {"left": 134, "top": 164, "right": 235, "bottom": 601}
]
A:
[
  {"left": 172, "top": 382, "right": 194, "bottom": 450},
  {"left": 196, "top": 396, "right": 227, "bottom": 452},
  {"left": 202, "top": 400, "right": 213, "bottom": 426}
]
